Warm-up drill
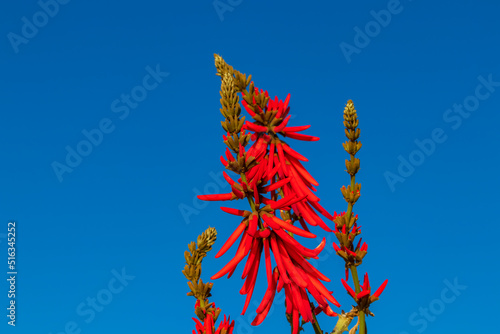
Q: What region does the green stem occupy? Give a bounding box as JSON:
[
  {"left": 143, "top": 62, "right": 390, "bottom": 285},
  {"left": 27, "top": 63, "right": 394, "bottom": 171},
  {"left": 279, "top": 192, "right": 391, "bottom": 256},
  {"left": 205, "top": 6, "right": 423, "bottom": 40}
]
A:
[
  {"left": 350, "top": 265, "right": 366, "bottom": 334},
  {"left": 311, "top": 304, "right": 323, "bottom": 334},
  {"left": 240, "top": 173, "right": 256, "bottom": 212}
]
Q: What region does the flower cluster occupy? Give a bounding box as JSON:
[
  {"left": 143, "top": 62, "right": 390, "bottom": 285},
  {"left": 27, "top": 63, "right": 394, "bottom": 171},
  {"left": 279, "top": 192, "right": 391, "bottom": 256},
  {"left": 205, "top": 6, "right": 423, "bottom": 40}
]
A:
[
  {"left": 330, "top": 101, "right": 388, "bottom": 333},
  {"left": 182, "top": 227, "right": 234, "bottom": 334},
  {"left": 192, "top": 301, "right": 234, "bottom": 334},
  {"left": 197, "top": 55, "right": 341, "bottom": 333}
]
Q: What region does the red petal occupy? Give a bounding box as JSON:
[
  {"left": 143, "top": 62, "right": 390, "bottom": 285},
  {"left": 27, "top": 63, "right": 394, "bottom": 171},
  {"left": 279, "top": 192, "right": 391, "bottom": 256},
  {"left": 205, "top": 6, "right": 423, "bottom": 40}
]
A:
[{"left": 372, "top": 279, "right": 388, "bottom": 298}]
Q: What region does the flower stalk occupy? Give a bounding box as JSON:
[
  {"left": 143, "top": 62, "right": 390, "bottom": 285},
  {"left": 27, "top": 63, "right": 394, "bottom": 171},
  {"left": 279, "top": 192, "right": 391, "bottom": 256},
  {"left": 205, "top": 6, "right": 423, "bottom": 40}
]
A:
[{"left": 183, "top": 55, "right": 388, "bottom": 334}]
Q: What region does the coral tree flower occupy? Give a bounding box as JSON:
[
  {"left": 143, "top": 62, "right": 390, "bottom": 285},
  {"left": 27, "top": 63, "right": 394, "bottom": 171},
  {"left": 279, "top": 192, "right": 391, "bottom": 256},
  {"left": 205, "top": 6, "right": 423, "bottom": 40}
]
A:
[
  {"left": 192, "top": 301, "right": 234, "bottom": 334},
  {"left": 341, "top": 273, "right": 388, "bottom": 303},
  {"left": 198, "top": 87, "right": 340, "bottom": 332},
  {"left": 192, "top": 314, "right": 234, "bottom": 334}
]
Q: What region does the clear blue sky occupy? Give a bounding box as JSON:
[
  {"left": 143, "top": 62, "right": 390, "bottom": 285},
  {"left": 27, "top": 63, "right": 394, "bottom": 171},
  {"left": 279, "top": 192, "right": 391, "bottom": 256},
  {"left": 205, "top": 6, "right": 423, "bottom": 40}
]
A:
[{"left": 1, "top": 0, "right": 499, "bottom": 333}]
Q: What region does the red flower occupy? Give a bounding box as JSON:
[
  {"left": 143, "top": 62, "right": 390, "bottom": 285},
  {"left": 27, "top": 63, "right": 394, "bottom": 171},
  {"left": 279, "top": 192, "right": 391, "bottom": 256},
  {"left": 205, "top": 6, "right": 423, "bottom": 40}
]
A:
[
  {"left": 341, "top": 273, "right": 388, "bottom": 303},
  {"left": 198, "top": 87, "right": 340, "bottom": 327}
]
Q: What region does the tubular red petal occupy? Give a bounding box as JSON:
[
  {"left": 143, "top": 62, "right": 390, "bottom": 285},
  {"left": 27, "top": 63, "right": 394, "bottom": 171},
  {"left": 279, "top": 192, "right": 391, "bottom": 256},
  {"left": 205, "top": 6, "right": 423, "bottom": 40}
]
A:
[
  {"left": 324, "top": 305, "right": 338, "bottom": 317},
  {"left": 270, "top": 215, "right": 316, "bottom": 238},
  {"left": 299, "top": 286, "right": 313, "bottom": 322},
  {"left": 357, "top": 290, "right": 370, "bottom": 299},
  {"left": 263, "top": 238, "right": 273, "bottom": 287},
  {"left": 341, "top": 278, "right": 356, "bottom": 298},
  {"left": 308, "top": 274, "right": 341, "bottom": 307},
  {"left": 267, "top": 143, "right": 275, "bottom": 179},
  {"left": 215, "top": 222, "right": 247, "bottom": 258},
  {"left": 269, "top": 234, "right": 291, "bottom": 284},
  {"left": 288, "top": 170, "right": 319, "bottom": 202},
  {"left": 308, "top": 201, "right": 334, "bottom": 221},
  {"left": 276, "top": 239, "right": 308, "bottom": 288},
  {"left": 245, "top": 121, "right": 268, "bottom": 133},
  {"left": 247, "top": 214, "right": 259, "bottom": 236},
  {"left": 225, "top": 147, "right": 235, "bottom": 162},
  {"left": 291, "top": 284, "right": 310, "bottom": 322},
  {"left": 284, "top": 132, "right": 320, "bottom": 141},
  {"left": 303, "top": 201, "right": 332, "bottom": 231},
  {"left": 295, "top": 266, "right": 328, "bottom": 308},
  {"left": 241, "top": 245, "right": 262, "bottom": 315},
  {"left": 275, "top": 142, "right": 289, "bottom": 174},
  {"left": 373, "top": 279, "right": 388, "bottom": 298},
  {"left": 333, "top": 242, "right": 340, "bottom": 252},
  {"left": 292, "top": 308, "right": 299, "bottom": 334},
  {"left": 273, "top": 115, "right": 291, "bottom": 133},
  {"left": 241, "top": 99, "right": 256, "bottom": 117},
  {"left": 283, "top": 125, "right": 311, "bottom": 132},
  {"left": 255, "top": 228, "right": 271, "bottom": 238},
  {"left": 282, "top": 144, "right": 308, "bottom": 162},
  {"left": 220, "top": 207, "right": 248, "bottom": 217},
  {"left": 361, "top": 242, "right": 368, "bottom": 252},
  {"left": 231, "top": 185, "right": 245, "bottom": 199},
  {"left": 285, "top": 242, "right": 330, "bottom": 282},
  {"left": 211, "top": 233, "right": 251, "bottom": 279},
  {"left": 220, "top": 155, "right": 228, "bottom": 167},
  {"left": 287, "top": 155, "right": 319, "bottom": 186},
  {"left": 255, "top": 269, "right": 279, "bottom": 315},
  {"left": 261, "top": 177, "right": 291, "bottom": 193},
  {"left": 241, "top": 238, "right": 260, "bottom": 279},
  {"left": 363, "top": 273, "right": 370, "bottom": 291},
  {"left": 273, "top": 227, "right": 318, "bottom": 258},
  {"left": 197, "top": 193, "right": 234, "bottom": 201}
]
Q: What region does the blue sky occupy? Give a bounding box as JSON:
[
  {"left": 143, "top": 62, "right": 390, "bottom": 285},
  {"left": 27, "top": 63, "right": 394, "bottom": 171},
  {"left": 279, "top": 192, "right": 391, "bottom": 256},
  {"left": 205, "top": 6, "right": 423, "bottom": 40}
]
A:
[{"left": 1, "top": 0, "right": 499, "bottom": 333}]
